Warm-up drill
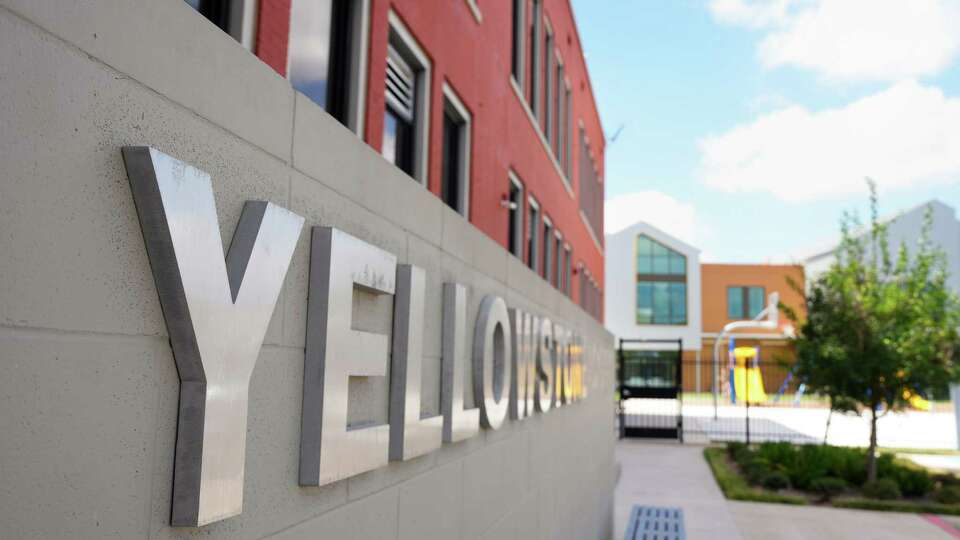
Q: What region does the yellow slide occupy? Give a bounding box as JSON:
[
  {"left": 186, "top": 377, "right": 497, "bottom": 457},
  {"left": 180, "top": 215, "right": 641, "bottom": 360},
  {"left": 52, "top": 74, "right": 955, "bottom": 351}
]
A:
[
  {"left": 904, "top": 390, "right": 932, "bottom": 411},
  {"left": 733, "top": 347, "right": 767, "bottom": 404}
]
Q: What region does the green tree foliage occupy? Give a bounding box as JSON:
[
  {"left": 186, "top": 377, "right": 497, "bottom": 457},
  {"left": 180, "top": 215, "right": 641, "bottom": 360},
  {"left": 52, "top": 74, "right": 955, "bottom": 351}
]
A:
[{"left": 784, "top": 181, "right": 960, "bottom": 482}]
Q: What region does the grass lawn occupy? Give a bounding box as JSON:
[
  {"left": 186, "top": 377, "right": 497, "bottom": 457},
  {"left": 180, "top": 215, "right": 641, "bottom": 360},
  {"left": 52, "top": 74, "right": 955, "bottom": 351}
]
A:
[{"left": 704, "top": 445, "right": 960, "bottom": 515}]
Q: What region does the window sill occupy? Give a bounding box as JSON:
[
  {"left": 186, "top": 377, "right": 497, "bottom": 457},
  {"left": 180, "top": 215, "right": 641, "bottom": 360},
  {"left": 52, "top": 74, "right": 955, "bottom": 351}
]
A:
[
  {"left": 509, "top": 77, "right": 575, "bottom": 200},
  {"left": 465, "top": 0, "right": 482, "bottom": 24},
  {"left": 578, "top": 209, "right": 603, "bottom": 254}
]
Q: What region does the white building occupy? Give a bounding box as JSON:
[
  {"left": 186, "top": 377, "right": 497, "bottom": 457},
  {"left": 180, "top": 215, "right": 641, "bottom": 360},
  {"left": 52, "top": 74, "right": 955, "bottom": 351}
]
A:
[
  {"left": 805, "top": 199, "right": 960, "bottom": 291},
  {"left": 605, "top": 221, "right": 702, "bottom": 356}
]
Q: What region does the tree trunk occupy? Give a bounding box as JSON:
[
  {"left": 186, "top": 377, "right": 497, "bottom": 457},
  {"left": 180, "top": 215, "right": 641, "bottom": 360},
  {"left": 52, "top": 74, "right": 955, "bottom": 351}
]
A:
[
  {"left": 866, "top": 406, "right": 879, "bottom": 483},
  {"left": 824, "top": 408, "right": 833, "bottom": 444}
]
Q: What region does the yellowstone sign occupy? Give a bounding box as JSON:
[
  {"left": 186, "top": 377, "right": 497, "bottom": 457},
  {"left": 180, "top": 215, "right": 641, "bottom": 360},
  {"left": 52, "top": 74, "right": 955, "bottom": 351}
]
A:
[{"left": 122, "top": 147, "right": 594, "bottom": 527}]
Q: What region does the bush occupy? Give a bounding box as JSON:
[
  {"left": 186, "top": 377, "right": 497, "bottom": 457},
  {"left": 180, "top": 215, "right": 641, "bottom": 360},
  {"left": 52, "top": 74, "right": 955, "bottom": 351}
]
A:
[
  {"left": 935, "top": 485, "right": 960, "bottom": 505},
  {"left": 863, "top": 479, "right": 902, "bottom": 500},
  {"left": 743, "top": 457, "right": 773, "bottom": 485},
  {"left": 703, "top": 448, "right": 807, "bottom": 505},
  {"left": 935, "top": 473, "right": 960, "bottom": 487},
  {"left": 810, "top": 477, "right": 847, "bottom": 500},
  {"left": 889, "top": 466, "right": 933, "bottom": 497},
  {"left": 727, "top": 442, "right": 747, "bottom": 459},
  {"left": 762, "top": 471, "right": 790, "bottom": 491}
]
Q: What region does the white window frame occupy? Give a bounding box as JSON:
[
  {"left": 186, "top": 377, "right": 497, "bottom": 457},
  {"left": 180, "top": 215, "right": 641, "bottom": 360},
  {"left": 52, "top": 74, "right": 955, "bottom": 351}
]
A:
[
  {"left": 441, "top": 82, "right": 472, "bottom": 218},
  {"left": 564, "top": 80, "right": 572, "bottom": 177},
  {"left": 563, "top": 243, "right": 572, "bottom": 295},
  {"left": 542, "top": 18, "right": 554, "bottom": 137},
  {"left": 387, "top": 10, "right": 431, "bottom": 186},
  {"left": 287, "top": 0, "right": 370, "bottom": 136},
  {"left": 528, "top": 196, "right": 540, "bottom": 273},
  {"left": 542, "top": 215, "right": 554, "bottom": 281},
  {"left": 553, "top": 229, "right": 563, "bottom": 288},
  {"left": 529, "top": 0, "right": 543, "bottom": 121},
  {"left": 553, "top": 52, "right": 564, "bottom": 158},
  {"left": 511, "top": 0, "right": 526, "bottom": 88},
  {"left": 465, "top": 0, "right": 482, "bottom": 23},
  {"left": 508, "top": 171, "right": 525, "bottom": 259}
]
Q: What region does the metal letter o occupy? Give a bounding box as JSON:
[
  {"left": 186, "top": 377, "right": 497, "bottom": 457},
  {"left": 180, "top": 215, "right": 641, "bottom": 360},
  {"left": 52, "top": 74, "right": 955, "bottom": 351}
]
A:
[{"left": 472, "top": 295, "right": 513, "bottom": 429}]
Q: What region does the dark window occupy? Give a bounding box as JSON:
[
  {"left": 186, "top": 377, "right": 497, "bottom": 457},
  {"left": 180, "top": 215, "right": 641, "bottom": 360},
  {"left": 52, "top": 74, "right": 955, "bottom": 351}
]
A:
[
  {"left": 542, "top": 220, "right": 553, "bottom": 280},
  {"left": 564, "top": 246, "right": 572, "bottom": 295},
  {"left": 528, "top": 0, "right": 542, "bottom": 112},
  {"left": 441, "top": 110, "right": 462, "bottom": 211},
  {"left": 542, "top": 29, "right": 553, "bottom": 134},
  {"left": 728, "top": 286, "right": 766, "bottom": 319},
  {"left": 564, "top": 88, "right": 572, "bottom": 176},
  {"left": 511, "top": 0, "right": 524, "bottom": 82},
  {"left": 508, "top": 180, "right": 523, "bottom": 257},
  {"left": 185, "top": 0, "right": 230, "bottom": 32},
  {"left": 635, "top": 235, "right": 687, "bottom": 325},
  {"left": 527, "top": 201, "right": 539, "bottom": 271},
  {"left": 383, "top": 45, "right": 417, "bottom": 176},
  {"left": 578, "top": 128, "right": 603, "bottom": 236},
  {"left": 554, "top": 235, "right": 563, "bottom": 288},
  {"left": 288, "top": 0, "right": 354, "bottom": 125},
  {"left": 554, "top": 64, "right": 563, "bottom": 157}
]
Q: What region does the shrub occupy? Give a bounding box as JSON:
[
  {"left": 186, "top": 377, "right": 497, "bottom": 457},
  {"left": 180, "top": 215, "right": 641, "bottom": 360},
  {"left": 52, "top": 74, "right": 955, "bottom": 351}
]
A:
[
  {"left": 703, "top": 448, "right": 807, "bottom": 505},
  {"left": 757, "top": 442, "right": 797, "bottom": 469},
  {"left": 890, "top": 466, "right": 933, "bottom": 498},
  {"left": 727, "top": 442, "right": 747, "bottom": 459},
  {"left": 762, "top": 471, "right": 790, "bottom": 491},
  {"left": 935, "top": 473, "right": 960, "bottom": 487},
  {"left": 810, "top": 477, "right": 847, "bottom": 501},
  {"left": 743, "top": 457, "right": 772, "bottom": 485},
  {"left": 935, "top": 485, "right": 960, "bottom": 505},
  {"left": 863, "top": 479, "right": 902, "bottom": 500}
]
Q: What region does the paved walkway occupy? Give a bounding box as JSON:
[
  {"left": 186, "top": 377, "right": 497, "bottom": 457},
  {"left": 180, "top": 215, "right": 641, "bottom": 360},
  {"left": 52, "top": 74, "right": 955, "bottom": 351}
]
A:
[
  {"left": 614, "top": 441, "right": 956, "bottom": 540},
  {"left": 615, "top": 440, "right": 742, "bottom": 539}
]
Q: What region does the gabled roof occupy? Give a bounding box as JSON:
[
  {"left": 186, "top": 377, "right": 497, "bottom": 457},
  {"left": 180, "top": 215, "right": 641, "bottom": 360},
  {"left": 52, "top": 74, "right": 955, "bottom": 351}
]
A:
[{"left": 606, "top": 220, "right": 701, "bottom": 255}]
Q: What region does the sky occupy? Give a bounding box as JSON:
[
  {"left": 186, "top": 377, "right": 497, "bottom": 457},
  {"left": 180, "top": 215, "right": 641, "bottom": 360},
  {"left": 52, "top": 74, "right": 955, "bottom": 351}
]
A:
[{"left": 571, "top": 0, "right": 960, "bottom": 262}]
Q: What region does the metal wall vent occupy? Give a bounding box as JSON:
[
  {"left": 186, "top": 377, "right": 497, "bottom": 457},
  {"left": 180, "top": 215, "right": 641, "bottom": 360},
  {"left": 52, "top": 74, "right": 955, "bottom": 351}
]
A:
[
  {"left": 625, "top": 506, "right": 686, "bottom": 540},
  {"left": 385, "top": 45, "right": 415, "bottom": 122}
]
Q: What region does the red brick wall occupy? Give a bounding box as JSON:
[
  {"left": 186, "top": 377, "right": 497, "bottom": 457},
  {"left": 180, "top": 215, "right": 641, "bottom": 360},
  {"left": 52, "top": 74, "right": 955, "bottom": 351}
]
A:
[
  {"left": 255, "top": 0, "right": 291, "bottom": 76},
  {"left": 255, "top": 0, "right": 605, "bottom": 317}
]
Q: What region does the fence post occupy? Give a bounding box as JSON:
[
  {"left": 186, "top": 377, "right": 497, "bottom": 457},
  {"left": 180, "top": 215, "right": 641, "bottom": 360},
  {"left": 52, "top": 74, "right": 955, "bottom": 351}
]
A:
[{"left": 745, "top": 357, "right": 751, "bottom": 446}]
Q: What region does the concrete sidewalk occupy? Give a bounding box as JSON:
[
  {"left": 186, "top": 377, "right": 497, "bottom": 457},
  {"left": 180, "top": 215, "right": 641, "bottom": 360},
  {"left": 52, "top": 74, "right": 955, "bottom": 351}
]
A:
[
  {"left": 729, "top": 501, "right": 956, "bottom": 540},
  {"left": 614, "top": 441, "right": 956, "bottom": 540},
  {"left": 614, "top": 440, "right": 742, "bottom": 539}
]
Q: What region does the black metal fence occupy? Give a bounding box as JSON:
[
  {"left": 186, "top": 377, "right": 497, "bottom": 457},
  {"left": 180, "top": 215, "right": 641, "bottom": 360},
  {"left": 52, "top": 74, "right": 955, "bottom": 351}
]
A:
[{"left": 618, "top": 345, "right": 958, "bottom": 449}]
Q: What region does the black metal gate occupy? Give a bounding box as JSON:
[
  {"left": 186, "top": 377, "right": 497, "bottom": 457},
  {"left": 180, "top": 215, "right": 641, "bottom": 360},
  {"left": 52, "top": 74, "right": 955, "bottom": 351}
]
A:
[{"left": 618, "top": 339, "right": 683, "bottom": 440}]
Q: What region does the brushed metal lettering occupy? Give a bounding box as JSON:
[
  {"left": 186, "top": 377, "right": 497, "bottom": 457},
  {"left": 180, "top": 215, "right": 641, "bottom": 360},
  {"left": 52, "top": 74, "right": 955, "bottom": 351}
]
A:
[
  {"left": 300, "top": 227, "right": 396, "bottom": 486},
  {"left": 509, "top": 309, "right": 536, "bottom": 420},
  {"left": 555, "top": 325, "right": 573, "bottom": 406},
  {"left": 441, "top": 283, "right": 480, "bottom": 442},
  {"left": 534, "top": 317, "right": 555, "bottom": 413},
  {"left": 122, "top": 147, "right": 303, "bottom": 527},
  {"left": 472, "top": 295, "right": 513, "bottom": 429},
  {"left": 389, "top": 265, "right": 443, "bottom": 460}
]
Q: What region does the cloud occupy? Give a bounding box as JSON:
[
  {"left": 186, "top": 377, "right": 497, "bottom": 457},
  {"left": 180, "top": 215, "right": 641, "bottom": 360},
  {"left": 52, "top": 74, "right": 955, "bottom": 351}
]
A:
[
  {"left": 709, "top": 0, "right": 960, "bottom": 82},
  {"left": 698, "top": 80, "right": 960, "bottom": 202},
  {"left": 708, "top": 0, "right": 799, "bottom": 28},
  {"left": 604, "top": 191, "right": 698, "bottom": 245}
]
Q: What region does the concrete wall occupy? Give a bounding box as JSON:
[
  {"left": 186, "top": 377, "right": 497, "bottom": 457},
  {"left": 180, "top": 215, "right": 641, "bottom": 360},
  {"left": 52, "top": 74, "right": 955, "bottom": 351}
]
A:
[
  {"left": 0, "top": 2, "right": 616, "bottom": 539},
  {"left": 604, "top": 222, "right": 702, "bottom": 351}
]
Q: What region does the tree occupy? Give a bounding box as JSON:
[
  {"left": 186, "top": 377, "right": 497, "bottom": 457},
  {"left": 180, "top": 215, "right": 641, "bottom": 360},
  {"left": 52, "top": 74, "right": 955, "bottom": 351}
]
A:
[{"left": 783, "top": 181, "right": 960, "bottom": 482}]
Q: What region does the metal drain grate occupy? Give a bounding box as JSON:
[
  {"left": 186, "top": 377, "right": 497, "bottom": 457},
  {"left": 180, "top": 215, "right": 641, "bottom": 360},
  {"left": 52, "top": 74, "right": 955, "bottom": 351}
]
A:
[{"left": 625, "top": 506, "right": 686, "bottom": 540}]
